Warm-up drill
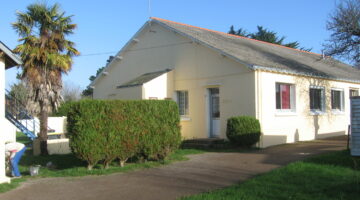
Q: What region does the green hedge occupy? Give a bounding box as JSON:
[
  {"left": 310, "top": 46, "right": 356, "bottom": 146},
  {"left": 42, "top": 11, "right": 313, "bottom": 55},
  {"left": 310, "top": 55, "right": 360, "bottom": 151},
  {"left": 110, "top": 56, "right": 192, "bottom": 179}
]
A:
[
  {"left": 67, "top": 100, "right": 181, "bottom": 170},
  {"left": 52, "top": 101, "right": 74, "bottom": 117},
  {"left": 226, "top": 116, "right": 261, "bottom": 147}
]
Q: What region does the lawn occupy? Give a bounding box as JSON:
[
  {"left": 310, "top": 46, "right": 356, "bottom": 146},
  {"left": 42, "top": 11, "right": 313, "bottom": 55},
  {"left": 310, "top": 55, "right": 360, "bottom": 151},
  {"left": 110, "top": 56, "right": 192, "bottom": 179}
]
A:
[
  {"left": 181, "top": 150, "right": 360, "bottom": 200},
  {"left": 0, "top": 133, "right": 204, "bottom": 193}
]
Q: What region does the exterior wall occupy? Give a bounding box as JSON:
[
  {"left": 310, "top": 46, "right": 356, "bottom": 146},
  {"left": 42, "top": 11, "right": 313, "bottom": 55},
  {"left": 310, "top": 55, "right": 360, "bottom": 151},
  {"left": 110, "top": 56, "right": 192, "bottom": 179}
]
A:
[
  {"left": 0, "top": 56, "right": 10, "bottom": 183},
  {"left": 33, "top": 139, "right": 71, "bottom": 155},
  {"left": 257, "top": 71, "right": 360, "bottom": 147},
  {"left": 113, "top": 86, "right": 142, "bottom": 100},
  {"left": 93, "top": 23, "right": 256, "bottom": 139},
  {"left": 175, "top": 44, "right": 256, "bottom": 139},
  {"left": 4, "top": 119, "right": 16, "bottom": 142},
  {"left": 143, "top": 71, "right": 173, "bottom": 99}
]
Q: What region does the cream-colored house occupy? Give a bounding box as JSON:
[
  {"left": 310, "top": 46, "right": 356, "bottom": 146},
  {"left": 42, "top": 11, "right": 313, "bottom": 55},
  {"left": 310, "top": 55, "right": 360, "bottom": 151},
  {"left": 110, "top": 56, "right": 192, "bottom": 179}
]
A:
[
  {"left": 91, "top": 17, "right": 360, "bottom": 147},
  {"left": 0, "top": 41, "right": 21, "bottom": 183}
]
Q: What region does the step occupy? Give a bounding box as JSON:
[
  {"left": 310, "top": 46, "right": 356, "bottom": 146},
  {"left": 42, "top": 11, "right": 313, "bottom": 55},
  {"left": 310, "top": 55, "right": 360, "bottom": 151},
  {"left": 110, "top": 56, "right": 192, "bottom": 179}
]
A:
[{"left": 182, "top": 138, "right": 225, "bottom": 145}]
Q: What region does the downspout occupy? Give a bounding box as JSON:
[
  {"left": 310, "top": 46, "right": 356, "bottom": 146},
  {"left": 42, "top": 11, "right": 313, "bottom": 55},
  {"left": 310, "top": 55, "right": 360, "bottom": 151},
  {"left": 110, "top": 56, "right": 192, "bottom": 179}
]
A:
[{"left": 255, "top": 69, "right": 263, "bottom": 148}]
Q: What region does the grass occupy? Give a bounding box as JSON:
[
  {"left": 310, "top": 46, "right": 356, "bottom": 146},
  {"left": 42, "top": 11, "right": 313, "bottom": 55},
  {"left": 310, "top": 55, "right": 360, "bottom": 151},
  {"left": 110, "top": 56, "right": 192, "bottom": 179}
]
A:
[
  {"left": 0, "top": 133, "right": 205, "bottom": 193},
  {"left": 180, "top": 150, "right": 360, "bottom": 200}
]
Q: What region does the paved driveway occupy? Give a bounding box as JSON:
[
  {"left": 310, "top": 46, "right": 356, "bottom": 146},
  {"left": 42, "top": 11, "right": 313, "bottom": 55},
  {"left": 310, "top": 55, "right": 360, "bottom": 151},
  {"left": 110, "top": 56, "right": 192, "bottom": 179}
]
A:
[{"left": 0, "top": 136, "right": 347, "bottom": 200}]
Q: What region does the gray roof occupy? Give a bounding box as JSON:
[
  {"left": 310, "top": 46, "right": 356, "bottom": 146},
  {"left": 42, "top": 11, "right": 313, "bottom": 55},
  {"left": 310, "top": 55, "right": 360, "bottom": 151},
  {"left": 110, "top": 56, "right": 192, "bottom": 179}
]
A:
[
  {"left": 151, "top": 18, "right": 360, "bottom": 83},
  {"left": 0, "top": 41, "right": 22, "bottom": 69},
  {"left": 117, "top": 69, "right": 171, "bottom": 88}
]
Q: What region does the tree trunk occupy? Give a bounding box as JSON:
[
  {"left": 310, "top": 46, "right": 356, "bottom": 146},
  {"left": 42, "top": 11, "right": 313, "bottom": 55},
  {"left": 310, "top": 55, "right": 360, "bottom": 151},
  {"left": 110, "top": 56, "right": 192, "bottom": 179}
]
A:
[
  {"left": 87, "top": 164, "right": 93, "bottom": 170},
  {"left": 119, "top": 158, "right": 128, "bottom": 167},
  {"left": 39, "top": 105, "right": 49, "bottom": 155},
  {"left": 104, "top": 162, "right": 109, "bottom": 169}
]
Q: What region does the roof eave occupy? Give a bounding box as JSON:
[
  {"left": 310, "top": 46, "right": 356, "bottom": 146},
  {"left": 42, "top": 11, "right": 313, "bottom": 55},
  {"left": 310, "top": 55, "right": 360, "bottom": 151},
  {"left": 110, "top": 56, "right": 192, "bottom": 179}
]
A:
[
  {"left": 90, "top": 21, "right": 151, "bottom": 87},
  {"left": 0, "top": 41, "right": 22, "bottom": 68},
  {"left": 151, "top": 19, "right": 255, "bottom": 71},
  {"left": 253, "top": 65, "right": 360, "bottom": 84}
]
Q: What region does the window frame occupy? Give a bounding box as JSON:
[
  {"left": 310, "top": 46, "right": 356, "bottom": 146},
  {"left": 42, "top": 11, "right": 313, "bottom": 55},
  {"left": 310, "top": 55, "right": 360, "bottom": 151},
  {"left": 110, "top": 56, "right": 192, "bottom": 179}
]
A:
[
  {"left": 309, "top": 86, "right": 325, "bottom": 114},
  {"left": 176, "top": 90, "right": 189, "bottom": 117},
  {"left": 275, "top": 83, "right": 296, "bottom": 113},
  {"left": 350, "top": 88, "right": 359, "bottom": 97},
  {"left": 331, "top": 88, "right": 344, "bottom": 112}
]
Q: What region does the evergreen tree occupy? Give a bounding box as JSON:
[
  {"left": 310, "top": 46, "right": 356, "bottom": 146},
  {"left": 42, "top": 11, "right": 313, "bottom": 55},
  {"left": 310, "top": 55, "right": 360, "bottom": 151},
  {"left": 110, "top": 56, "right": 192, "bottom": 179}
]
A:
[{"left": 228, "top": 25, "right": 311, "bottom": 51}]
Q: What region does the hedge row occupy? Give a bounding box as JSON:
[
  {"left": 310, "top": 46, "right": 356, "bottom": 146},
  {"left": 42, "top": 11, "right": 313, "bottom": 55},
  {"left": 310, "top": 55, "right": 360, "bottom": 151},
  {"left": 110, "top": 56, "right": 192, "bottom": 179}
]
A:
[{"left": 66, "top": 100, "right": 181, "bottom": 170}]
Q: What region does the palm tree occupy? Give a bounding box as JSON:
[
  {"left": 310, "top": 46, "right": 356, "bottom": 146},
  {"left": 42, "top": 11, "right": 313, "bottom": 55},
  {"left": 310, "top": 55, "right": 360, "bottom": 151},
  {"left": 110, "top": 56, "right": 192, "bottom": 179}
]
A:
[{"left": 12, "top": 3, "right": 79, "bottom": 155}]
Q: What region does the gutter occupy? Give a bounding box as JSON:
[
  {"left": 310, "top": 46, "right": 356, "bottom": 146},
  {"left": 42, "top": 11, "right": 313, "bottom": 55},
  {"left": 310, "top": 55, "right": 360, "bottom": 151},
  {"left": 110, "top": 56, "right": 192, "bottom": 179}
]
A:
[
  {"left": 0, "top": 41, "right": 22, "bottom": 68},
  {"left": 253, "top": 65, "right": 360, "bottom": 84}
]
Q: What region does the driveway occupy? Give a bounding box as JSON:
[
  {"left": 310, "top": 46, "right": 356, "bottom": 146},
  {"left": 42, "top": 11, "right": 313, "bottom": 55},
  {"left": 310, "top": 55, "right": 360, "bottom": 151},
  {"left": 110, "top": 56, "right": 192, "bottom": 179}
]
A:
[{"left": 0, "top": 136, "right": 347, "bottom": 200}]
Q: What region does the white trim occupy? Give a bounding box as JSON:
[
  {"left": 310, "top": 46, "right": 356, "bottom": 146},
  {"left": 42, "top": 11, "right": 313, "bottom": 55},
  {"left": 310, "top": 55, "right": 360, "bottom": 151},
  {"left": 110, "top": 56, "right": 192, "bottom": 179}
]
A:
[
  {"left": 309, "top": 86, "right": 326, "bottom": 113},
  {"left": 330, "top": 88, "right": 345, "bottom": 112},
  {"left": 275, "top": 111, "right": 297, "bottom": 116},
  {"left": 180, "top": 117, "right": 191, "bottom": 121},
  {"left": 253, "top": 65, "right": 360, "bottom": 84},
  {"left": 275, "top": 82, "right": 296, "bottom": 112},
  {"left": 175, "top": 90, "right": 189, "bottom": 117},
  {"left": 309, "top": 111, "right": 326, "bottom": 115}
]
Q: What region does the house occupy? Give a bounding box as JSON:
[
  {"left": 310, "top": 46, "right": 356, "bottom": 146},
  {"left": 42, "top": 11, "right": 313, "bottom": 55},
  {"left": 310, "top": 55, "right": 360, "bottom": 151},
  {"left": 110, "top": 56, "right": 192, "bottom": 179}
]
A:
[
  {"left": 91, "top": 17, "right": 360, "bottom": 148},
  {"left": 0, "top": 41, "right": 22, "bottom": 183}
]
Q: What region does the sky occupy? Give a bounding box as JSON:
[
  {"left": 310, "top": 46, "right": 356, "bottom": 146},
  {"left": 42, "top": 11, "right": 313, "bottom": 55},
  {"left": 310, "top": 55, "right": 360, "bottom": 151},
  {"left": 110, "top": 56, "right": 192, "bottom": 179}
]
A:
[{"left": 1, "top": 0, "right": 340, "bottom": 90}]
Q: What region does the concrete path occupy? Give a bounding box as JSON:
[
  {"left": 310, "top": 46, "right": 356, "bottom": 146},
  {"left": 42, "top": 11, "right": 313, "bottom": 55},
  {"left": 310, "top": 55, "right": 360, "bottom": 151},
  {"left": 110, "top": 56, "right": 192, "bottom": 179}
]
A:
[{"left": 0, "top": 136, "right": 347, "bottom": 200}]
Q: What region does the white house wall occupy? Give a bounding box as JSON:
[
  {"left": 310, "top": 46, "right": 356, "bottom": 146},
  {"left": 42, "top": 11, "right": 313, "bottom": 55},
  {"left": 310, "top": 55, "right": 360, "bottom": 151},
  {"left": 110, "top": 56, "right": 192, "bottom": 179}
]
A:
[
  {"left": 0, "top": 56, "right": 9, "bottom": 183},
  {"left": 258, "top": 70, "right": 360, "bottom": 147},
  {"left": 93, "top": 23, "right": 256, "bottom": 139},
  {"left": 143, "top": 72, "right": 172, "bottom": 99}
]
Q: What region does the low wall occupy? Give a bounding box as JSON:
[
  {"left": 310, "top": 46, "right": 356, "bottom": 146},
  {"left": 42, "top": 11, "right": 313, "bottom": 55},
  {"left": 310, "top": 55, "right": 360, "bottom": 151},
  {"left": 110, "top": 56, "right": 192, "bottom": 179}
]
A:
[
  {"left": 33, "top": 138, "right": 71, "bottom": 155},
  {"left": 18, "top": 116, "right": 67, "bottom": 136}
]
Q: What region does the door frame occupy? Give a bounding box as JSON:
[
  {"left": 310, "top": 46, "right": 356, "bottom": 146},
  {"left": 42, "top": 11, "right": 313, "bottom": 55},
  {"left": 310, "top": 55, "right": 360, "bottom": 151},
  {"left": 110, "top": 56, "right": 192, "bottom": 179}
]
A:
[{"left": 206, "top": 87, "right": 220, "bottom": 138}]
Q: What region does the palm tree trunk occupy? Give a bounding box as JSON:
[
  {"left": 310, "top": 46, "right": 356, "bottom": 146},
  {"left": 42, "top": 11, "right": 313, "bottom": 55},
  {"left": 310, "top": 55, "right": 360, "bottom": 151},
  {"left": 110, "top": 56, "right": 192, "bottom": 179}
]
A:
[{"left": 39, "top": 104, "right": 49, "bottom": 155}]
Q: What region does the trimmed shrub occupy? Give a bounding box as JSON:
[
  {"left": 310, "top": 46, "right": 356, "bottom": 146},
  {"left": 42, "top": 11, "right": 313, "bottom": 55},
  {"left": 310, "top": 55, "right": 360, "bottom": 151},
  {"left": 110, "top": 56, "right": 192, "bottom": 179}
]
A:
[
  {"left": 52, "top": 101, "right": 74, "bottom": 117},
  {"left": 226, "top": 116, "right": 261, "bottom": 147},
  {"left": 67, "top": 100, "right": 181, "bottom": 170}
]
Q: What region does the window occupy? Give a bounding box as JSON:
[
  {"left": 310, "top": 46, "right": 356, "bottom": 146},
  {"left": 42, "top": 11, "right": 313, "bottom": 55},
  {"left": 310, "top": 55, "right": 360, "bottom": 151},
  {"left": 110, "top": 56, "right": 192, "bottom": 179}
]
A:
[
  {"left": 331, "top": 89, "right": 344, "bottom": 111},
  {"left": 276, "top": 83, "right": 295, "bottom": 111},
  {"left": 309, "top": 87, "right": 325, "bottom": 111},
  {"left": 176, "top": 91, "right": 189, "bottom": 116},
  {"left": 350, "top": 89, "right": 359, "bottom": 97}
]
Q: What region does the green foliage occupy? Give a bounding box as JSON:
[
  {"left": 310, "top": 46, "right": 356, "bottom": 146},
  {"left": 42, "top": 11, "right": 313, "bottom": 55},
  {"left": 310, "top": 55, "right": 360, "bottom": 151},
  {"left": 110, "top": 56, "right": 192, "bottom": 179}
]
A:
[
  {"left": 52, "top": 101, "right": 74, "bottom": 117},
  {"left": 226, "top": 116, "right": 261, "bottom": 147},
  {"left": 325, "top": 0, "right": 360, "bottom": 66},
  {"left": 228, "top": 25, "right": 312, "bottom": 51},
  {"left": 13, "top": 2, "right": 79, "bottom": 155},
  {"left": 181, "top": 150, "right": 360, "bottom": 200},
  {"left": 67, "top": 100, "right": 181, "bottom": 169}
]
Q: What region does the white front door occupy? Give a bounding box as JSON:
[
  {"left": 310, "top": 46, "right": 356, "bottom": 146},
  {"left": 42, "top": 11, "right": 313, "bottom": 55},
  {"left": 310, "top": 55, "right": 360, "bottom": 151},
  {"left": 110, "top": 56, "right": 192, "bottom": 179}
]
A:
[{"left": 209, "top": 88, "right": 220, "bottom": 137}]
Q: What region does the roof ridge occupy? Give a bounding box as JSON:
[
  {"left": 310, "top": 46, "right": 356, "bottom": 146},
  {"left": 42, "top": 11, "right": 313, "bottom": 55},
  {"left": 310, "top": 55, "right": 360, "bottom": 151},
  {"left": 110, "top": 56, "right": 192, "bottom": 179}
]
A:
[{"left": 150, "top": 17, "right": 322, "bottom": 57}]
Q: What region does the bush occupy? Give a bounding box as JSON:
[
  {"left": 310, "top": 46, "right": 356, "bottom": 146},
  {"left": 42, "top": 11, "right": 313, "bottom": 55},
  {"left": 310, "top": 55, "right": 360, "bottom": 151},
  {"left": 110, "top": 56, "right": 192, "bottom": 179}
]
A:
[
  {"left": 52, "top": 101, "right": 74, "bottom": 117},
  {"left": 67, "top": 100, "right": 181, "bottom": 170},
  {"left": 226, "top": 116, "right": 261, "bottom": 147}
]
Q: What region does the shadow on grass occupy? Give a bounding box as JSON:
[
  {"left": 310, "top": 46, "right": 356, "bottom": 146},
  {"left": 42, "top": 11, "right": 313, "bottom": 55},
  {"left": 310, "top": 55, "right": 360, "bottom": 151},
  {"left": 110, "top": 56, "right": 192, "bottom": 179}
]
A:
[{"left": 20, "top": 150, "right": 86, "bottom": 170}]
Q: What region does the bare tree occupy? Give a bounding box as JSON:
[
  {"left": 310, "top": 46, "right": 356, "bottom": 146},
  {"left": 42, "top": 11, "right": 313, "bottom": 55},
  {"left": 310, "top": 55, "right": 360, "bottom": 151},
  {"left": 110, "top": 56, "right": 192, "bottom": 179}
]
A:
[
  {"left": 324, "top": 0, "right": 360, "bottom": 66},
  {"left": 62, "top": 81, "right": 82, "bottom": 102}
]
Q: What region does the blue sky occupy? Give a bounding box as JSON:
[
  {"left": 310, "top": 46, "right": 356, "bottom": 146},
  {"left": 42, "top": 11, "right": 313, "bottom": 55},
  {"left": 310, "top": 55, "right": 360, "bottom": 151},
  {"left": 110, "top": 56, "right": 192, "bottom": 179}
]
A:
[{"left": 1, "top": 0, "right": 339, "bottom": 90}]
